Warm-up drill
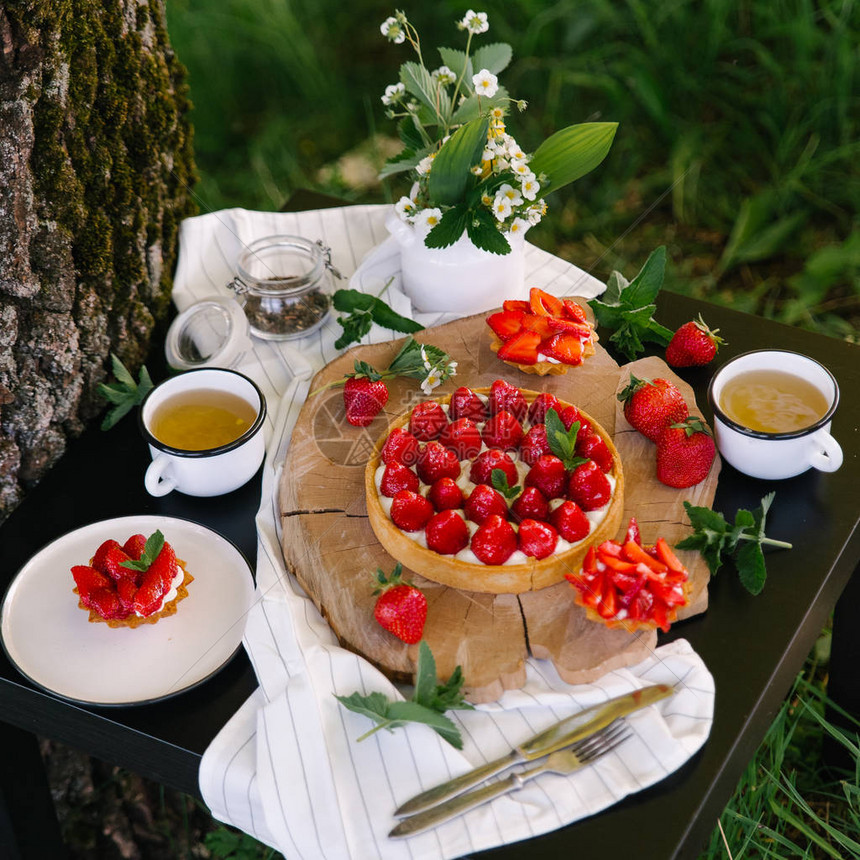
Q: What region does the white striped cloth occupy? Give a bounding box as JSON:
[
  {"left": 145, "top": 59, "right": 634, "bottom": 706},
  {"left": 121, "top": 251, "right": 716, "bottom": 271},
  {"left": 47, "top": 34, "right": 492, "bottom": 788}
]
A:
[{"left": 173, "top": 204, "right": 715, "bottom": 859}]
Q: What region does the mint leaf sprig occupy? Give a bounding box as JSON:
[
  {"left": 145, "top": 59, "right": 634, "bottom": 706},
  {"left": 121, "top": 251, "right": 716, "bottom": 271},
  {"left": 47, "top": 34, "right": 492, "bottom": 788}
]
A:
[
  {"left": 336, "top": 641, "right": 473, "bottom": 748},
  {"left": 675, "top": 492, "right": 792, "bottom": 595},
  {"left": 332, "top": 282, "right": 424, "bottom": 350},
  {"left": 588, "top": 246, "right": 674, "bottom": 361},
  {"left": 544, "top": 408, "right": 588, "bottom": 471},
  {"left": 491, "top": 468, "right": 521, "bottom": 500},
  {"left": 119, "top": 530, "right": 165, "bottom": 572},
  {"left": 96, "top": 353, "right": 154, "bottom": 430}
]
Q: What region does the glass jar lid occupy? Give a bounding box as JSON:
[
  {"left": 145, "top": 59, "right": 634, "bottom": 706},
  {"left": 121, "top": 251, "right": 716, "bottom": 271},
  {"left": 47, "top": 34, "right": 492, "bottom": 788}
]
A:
[{"left": 165, "top": 296, "right": 251, "bottom": 370}]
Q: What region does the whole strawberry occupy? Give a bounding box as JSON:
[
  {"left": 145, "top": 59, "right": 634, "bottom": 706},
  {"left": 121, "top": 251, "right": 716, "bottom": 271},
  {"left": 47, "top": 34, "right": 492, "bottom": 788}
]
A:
[
  {"left": 618, "top": 374, "right": 689, "bottom": 442},
  {"left": 343, "top": 374, "right": 389, "bottom": 427},
  {"left": 666, "top": 315, "right": 725, "bottom": 367},
  {"left": 372, "top": 563, "right": 427, "bottom": 644},
  {"left": 656, "top": 417, "right": 716, "bottom": 488}
]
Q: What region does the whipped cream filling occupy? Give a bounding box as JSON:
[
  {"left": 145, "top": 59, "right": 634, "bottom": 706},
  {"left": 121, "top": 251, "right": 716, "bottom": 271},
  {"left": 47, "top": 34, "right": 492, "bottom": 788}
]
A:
[{"left": 375, "top": 397, "right": 616, "bottom": 566}]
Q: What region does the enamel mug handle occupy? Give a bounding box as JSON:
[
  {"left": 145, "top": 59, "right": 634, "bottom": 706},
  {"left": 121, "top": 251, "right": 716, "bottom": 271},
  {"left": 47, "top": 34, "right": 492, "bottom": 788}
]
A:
[
  {"left": 144, "top": 453, "right": 178, "bottom": 497},
  {"left": 808, "top": 430, "right": 843, "bottom": 473}
]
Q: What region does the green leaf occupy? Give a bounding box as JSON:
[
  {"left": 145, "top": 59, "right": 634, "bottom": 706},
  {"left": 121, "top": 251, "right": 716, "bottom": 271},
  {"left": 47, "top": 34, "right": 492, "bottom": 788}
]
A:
[
  {"left": 603, "top": 270, "right": 629, "bottom": 305},
  {"left": 490, "top": 468, "right": 520, "bottom": 500},
  {"left": 120, "top": 529, "right": 165, "bottom": 572},
  {"left": 736, "top": 540, "right": 767, "bottom": 595},
  {"left": 334, "top": 312, "right": 373, "bottom": 350},
  {"left": 333, "top": 289, "right": 376, "bottom": 314},
  {"left": 398, "top": 117, "right": 425, "bottom": 151},
  {"left": 99, "top": 398, "right": 136, "bottom": 431},
  {"left": 625, "top": 246, "right": 667, "bottom": 307},
  {"left": 451, "top": 87, "right": 509, "bottom": 124},
  {"left": 385, "top": 702, "right": 464, "bottom": 749},
  {"left": 335, "top": 691, "right": 392, "bottom": 724},
  {"left": 466, "top": 207, "right": 512, "bottom": 255},
  {"left": 412, "top": 640, "right": 437, "bottom": 708},
  {"left": 437, "top": 47, "right": 470, "bottom": 83},
  {"left": 432, "top": 665, "right": 473, "bottom": 712},
  {"left": 530, "top": 122, "right": 618, "bottom": 196},
  {"left": 110, "top": 352, "right": 136, "bottom": 388},
  {"left": 400, "top": 61, "right": 450, "bottom": 123},
  {"left": 425, "top": 205, "right": 470, "bottom": 249},
  {"left": 371, "top": 303, "right": 424, "bottom": 335},
  {"left": 427, "top": 117, "right": 488, "bottom": 207},
  {"left": 380, "top": 148, "right": 425, "bottom": 179},
  {"left": 471, "top": 42, "right": 513, "bottom": 75}
]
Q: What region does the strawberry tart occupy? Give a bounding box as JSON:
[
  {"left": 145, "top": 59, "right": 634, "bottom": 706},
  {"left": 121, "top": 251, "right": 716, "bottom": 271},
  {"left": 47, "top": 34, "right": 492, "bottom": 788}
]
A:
[
  {"left": 365, "top": 379, "right": 624, "bottom": 594},
  {"left": 487, "top": 288, "right": 597, "bottom": 376},
  {"left": 71, "top": 530, "right": 193, "bottom": 628}
]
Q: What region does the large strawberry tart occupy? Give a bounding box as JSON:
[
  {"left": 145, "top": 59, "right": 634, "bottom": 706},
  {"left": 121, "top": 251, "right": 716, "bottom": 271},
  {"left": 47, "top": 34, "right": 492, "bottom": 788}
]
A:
[
  {"left": 365, "top": 379, "right": 624, "bottom": 594},
  {"left": 71, "top": 530, "right": 193, "bottom": 628}
]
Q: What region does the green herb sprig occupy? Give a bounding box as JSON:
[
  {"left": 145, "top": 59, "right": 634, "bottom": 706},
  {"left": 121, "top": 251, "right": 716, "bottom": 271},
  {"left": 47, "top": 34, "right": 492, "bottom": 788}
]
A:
[
  {"left": 336, "top": 641, "right": 473, "bottom": 748},
  {"left": 332, "top": 282, "right": 423, "bottom": 350},
  {"left": 119, "top": 530, "right": 165, "bottom": 572},
  {"left": 96, "top": 353, "right": 154, "bottom": 430},
  {"left": 491, "top": 468, "right": 521, "bottom": 500},
  {"left": 544, "top": 408, "right": 588, "bottom": 471},
  {"left": 588, "top": 246, "right": 674, "bottom": 361},
  {"left": 675, "top": 493, "right": 793, "bottom": 595}
]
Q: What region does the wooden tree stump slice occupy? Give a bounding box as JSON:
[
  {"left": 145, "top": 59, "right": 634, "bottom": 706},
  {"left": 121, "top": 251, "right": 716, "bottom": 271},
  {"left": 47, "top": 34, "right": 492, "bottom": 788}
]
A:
[{"left": 279, "top": 309, "right": 720, "bottom": 703}]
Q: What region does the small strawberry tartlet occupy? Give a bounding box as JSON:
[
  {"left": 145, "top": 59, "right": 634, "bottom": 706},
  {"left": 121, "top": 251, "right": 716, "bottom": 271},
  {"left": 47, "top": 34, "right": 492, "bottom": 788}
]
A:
[
  {"left": 487, "top": 288, "right": 597, "bottom": 376},
  {"left": 365, "top": 380, "right": 624, "bottom": 594},
  {"left": 71, "top": 530, "right": 193, "bottom": 628}
]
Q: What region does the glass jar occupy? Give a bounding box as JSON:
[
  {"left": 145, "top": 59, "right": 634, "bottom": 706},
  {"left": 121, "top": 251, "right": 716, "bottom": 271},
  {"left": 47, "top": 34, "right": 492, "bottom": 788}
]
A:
[{"left": 228, "top": 235, "right": 342, "bottom": 341}]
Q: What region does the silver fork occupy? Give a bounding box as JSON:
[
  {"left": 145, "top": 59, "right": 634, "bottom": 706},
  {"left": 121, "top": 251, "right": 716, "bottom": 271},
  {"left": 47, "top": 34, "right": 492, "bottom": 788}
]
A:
[{"left": 389, "top": 720, "right": 632, "bottom": 838}]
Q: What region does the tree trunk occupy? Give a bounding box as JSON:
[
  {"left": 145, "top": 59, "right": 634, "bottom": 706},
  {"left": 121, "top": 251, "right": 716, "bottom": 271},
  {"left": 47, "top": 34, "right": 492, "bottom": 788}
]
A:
[{"left": 0, "top": 0, "right": 196, "bottom": 519}]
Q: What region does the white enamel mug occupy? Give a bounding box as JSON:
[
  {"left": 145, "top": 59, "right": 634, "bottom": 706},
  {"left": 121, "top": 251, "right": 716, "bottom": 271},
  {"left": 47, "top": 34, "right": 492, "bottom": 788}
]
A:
[
  {"left": 707, "top": 350, "right": 842, "bottom": 480},
  {"left": 139, "top": 368, "right": 267, "bottom": 497}
]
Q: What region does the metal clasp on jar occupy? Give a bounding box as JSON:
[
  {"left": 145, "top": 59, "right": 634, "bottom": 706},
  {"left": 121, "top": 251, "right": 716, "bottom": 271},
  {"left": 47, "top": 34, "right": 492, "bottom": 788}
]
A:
[
  {"left": 227, "top": 276, "right": 250, "bottom": 295},
  {"left": 316, "top": 240, "right": 343, "bottom": 281}
]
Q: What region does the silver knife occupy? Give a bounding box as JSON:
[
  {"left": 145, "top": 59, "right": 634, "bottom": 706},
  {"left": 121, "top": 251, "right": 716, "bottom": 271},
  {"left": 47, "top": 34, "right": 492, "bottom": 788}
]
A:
[{"left": 393, "top": 683, "right": 674, "bottom": 818}]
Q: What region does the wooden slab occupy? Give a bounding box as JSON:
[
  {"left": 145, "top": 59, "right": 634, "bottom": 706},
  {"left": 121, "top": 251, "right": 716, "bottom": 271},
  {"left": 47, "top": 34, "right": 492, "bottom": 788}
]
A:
[{"left": 278, "top": 308, "right": 720, "bottom": 702}]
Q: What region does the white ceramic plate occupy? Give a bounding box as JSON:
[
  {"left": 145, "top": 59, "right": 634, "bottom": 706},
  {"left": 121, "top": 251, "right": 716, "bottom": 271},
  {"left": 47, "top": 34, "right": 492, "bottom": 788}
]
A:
[{"left": 0, "top": 516, "right": 255, "bottom": 706}]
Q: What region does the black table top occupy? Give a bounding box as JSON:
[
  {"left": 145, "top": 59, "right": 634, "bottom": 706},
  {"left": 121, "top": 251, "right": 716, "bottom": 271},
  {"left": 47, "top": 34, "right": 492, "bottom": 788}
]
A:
[{"left": 1, "top": 202, "right": 858, "bottom": 859}]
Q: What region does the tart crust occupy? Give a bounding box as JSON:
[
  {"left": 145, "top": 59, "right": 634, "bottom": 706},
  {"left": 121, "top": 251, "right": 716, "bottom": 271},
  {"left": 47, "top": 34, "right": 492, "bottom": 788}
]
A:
[{"left": 365, "top": 388, "right": 624, "bottom": 594}]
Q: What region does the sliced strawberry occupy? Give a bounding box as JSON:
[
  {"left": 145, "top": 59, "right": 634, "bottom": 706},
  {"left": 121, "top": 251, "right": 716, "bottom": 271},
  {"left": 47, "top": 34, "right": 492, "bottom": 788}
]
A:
[
  {"left": 488, "top": 380, "right": 528, "bottom": 421},
  {"left": 470, "top": 515, "right": 518, "bottom": 565},
  {"left": 518, "top": 519, "right": 559, "bottom": 559},
  {"left": 511, "top": 486, "right": 549, "bottom": 522},
  {"left": 409, "top": 401, "right": 448, "bottom": 441},
  {"left": 542, "top": 332, "right": 583, "bottom": 366},
  {"left": 497, "top": 329, "right": 541, "bottom": 365},
  {"left": 502, "top": 299, "right": 530, "bottom": 312},
  {"left": 89, "top": 587, "right": 128, "bottom": 620},
  {"left": 519, "top": 315, "right": 555, "bottom": 338},
  {"left": 481, "top": 411, "right": 524, "bottom": 450},
  {"left": 71, "top": 565, "right": 112, "bottom": 600},
  {"left": 549, "top": 500, "right": 591, "bottom": 542},
  {"left": 448, "top": 387, "right": 488, "bottom": 422},
  {"left": 427, "top": 477, "right": 464, "bottom": 511},
  {"left": 148, "top": 542, "right": 179, "bottom": 590},
  {"left": 133, "top": 566, "right": 167, "bottom": 617},
  {"left": 546, "top": 316, "right": 593, "bottom": 338},
  {"left": 425, "top": 510, "right": 470, "bottom": 555},
  {"left": 92, "top": 540, "right": 133, "bottom": 580},
  {"left": 529, "top": 287, "right": 564, "bottom": 317},
  {"left": 486, "top": 310, "right": 525, "bottom": 341},
  {"left": 625, "top": 517, "right": 642, "bottom": 546},
  {"left": 439, "top": 418, "right": 482, "bottom": 459},
  {"left": 575, "top": 430, "right": 613, "bottom": 473},
  {"left": 524, "top": 454, "right": 567, "bottom": 499},
  {"left": 390, "top": 490, "right": 435, "bottom": 532},
  {"left": 567, "top": 460, "right": 612, "bottom": 510},
  {"left": 470, "top": 449, "right": 518, "bottom": 486},
  {"left": 381, "top": 428, "right": 421, "bottom": 467},
  {"left": 464, "top": 484, "right": 509, "bottom": 525},
  {"left": 519, "top": 424, "right": 551, "bottom": 466},
  {"left": 121, "top": 534, "right": 147, "bottom": 561},
  {"left": 380, "top": 462, "right": 420, "bottom": 497},
  {"left": 116, "top": 578, "right": 138, "bottom": 613},
  {"left": 527, "top": 393, "right": 562, "bottom": 425},
  {"left": 416, "top": 441, "right": 461, "bottom": 484},
  {"left": 562, "top": 299, "right": 588, "bottom": 323}
]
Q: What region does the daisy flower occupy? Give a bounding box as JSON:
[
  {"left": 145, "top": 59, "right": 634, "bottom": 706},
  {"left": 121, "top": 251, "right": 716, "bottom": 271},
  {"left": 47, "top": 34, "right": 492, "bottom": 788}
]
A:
[
  {"left": 380, "top": 16, "right": 406, "bottom": 44},
  {"left": 472, "top": 69, "right": 498, "bottom": 98},
  {"left": 459, "top": 10, "right": 489, "bottom": 34}
]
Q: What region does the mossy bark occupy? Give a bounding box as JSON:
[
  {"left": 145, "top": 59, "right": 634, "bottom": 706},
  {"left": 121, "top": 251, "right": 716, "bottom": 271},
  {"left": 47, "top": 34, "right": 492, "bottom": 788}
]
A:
[{"left": 0, "top": 0, "right": 196, "bottom": 519}]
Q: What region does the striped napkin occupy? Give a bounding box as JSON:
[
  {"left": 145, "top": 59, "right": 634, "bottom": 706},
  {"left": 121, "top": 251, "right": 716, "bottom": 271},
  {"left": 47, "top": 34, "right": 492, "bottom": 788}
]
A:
[{"left": 173, "top": 204, "right": 716, "bottom": 858}]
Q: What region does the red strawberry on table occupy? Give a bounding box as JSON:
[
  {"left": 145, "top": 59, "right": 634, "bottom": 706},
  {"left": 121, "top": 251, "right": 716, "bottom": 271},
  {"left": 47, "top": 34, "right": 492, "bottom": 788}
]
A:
[
  {"left": 409, "top": 401, "right": 448, "bottom": 441},
  {"left": 416, "top": 441, "right": 461, "bottom": 484},
  {"left": 343, "top": 375, "right": 389, "bottom": 427},
  {"left": 448, "top": 386, "right": 488, "bottom": 422},
  {"left": 439, "top": 418, "right": 482, "bottom": 459},
  {"left": 524, "top": 454, "right": 567, "bottom": 499},
  {"left": 520, "top": 424, "right": 551, "bottom": 466},
  {"left": 470, "top": 449, "right": 518, "bottom": 486},
  {"left": 666, "top": 315, "right": 725, "bottom": 367},
  {"left": 655, "top": 417, "right": 716, "bottom": 488},
  {"left": 518, "top": 519, "right": 559, "bottom": 559},
  {"left": 568, "top": 460, "right": 612, "bottom": 510},
  {"left": 380, "top": 462, "right": 420, "bottom": 497},
  {"left": 481, "top": 411, "right": 524, "bottom": 450},
  {"left": 470, "top": 515, "right": 518, "bottom": 565},
  {"left": 511, "top": 486, "right": 549, "bottom": 522},
  {"left": 464, "top": 484, "right": 509, "bottom": 525},
  {"left": 618, "top": 374, "right": 689, "bottom": 442},
  {"left": 549, "top": 500, "right": 591, "bottom": 542},
  {"left": 427, "top": 477, "right": 464, "bottom": 511},
  {"left": 488, "top": 379, "right": 528, "bottom": 421},
  {"left": 381, "top": 428, "right": 421, "bottom": 467},
  {"left": 390, "top": 490, "right": 435, "bottom": 532},
  {"left": 425, "top": 510, "right": 470, "bottom": 555},
  {"left": 372, "top": 563, "right": 427, "bottom": 644}
]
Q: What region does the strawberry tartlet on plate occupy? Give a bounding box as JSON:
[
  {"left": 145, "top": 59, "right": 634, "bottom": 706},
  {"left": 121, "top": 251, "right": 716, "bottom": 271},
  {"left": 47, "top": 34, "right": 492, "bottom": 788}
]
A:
[{"left": 365, "top": 380, "right": 624, "bottom": 594}]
